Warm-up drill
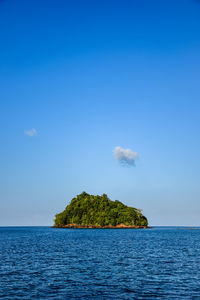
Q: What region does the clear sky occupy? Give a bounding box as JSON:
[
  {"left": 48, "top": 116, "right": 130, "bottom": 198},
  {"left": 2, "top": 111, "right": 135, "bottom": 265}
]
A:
[{"left": 0, "top": 0, "right": 200, "bottom": 226}]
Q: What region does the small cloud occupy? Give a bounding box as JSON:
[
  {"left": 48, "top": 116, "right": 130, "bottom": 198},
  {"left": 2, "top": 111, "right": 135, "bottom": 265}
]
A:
[
  {"left": 113, "top": 146, "right": 138, "bottom": 166},
  {"left": 24, "top": 128, "right": 38, "bottom": 137}
]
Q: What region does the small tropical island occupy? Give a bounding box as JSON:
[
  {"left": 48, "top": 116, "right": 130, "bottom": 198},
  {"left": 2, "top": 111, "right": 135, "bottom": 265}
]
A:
[{"left": 54, "top": 192, "right": 148, "bottom": 228}]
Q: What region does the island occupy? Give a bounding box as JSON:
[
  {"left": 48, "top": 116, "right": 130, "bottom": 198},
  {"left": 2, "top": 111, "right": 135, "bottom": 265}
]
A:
[{"left": 54, "top": 192, "right": 148, "bottom": 228}]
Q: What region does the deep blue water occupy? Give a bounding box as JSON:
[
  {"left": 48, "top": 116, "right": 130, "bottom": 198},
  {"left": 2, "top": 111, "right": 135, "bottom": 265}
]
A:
[{"left": 1, "top": 227, "right": 200, "bottom": 299}]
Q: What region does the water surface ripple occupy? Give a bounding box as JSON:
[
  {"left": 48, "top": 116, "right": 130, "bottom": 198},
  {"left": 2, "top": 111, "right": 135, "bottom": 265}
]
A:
[{"left": 1, "top": 227, "right": 200, "bottom": 299}]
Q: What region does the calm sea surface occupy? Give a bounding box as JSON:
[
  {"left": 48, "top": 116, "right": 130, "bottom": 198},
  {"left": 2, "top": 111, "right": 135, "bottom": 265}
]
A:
[{"left": 1, "top": 227, "right": 200, "bottom": 299}]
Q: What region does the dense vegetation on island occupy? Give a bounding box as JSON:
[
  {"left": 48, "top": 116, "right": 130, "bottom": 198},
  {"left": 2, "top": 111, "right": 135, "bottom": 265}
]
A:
[{"left": 54, "top": 192, "right": 148, "bottom": 227}]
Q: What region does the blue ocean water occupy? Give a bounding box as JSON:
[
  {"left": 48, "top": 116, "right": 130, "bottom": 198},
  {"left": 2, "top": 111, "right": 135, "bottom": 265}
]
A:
[{"left": 0, "top": 227, "right": 200, "bottom": 299}]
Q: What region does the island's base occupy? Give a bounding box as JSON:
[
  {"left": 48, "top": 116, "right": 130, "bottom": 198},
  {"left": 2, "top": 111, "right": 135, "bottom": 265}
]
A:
[{"left": 53, "top": 223, "right": 149, "bottom": 229}]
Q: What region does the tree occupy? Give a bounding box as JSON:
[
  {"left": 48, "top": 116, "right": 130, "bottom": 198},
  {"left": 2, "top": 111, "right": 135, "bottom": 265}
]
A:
[{"left": 54, "top": 192, "right": 148, "bottom": 227}]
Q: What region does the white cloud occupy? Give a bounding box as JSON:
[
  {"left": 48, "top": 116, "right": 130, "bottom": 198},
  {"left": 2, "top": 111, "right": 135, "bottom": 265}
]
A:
[
  {"left": 24, "top": 128, "right": 38, "bottom": 137},
  {"left": 113, "top": 146, "right": 138, "bottom": 166}
]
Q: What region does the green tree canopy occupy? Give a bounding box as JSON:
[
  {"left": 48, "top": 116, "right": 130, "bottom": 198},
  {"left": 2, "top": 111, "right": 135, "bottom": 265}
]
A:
[{"left": 54, "top": 192, "right": 148, "bottom": 227}]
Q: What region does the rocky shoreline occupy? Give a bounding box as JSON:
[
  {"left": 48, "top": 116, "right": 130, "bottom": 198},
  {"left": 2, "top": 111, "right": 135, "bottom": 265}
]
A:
[{"left": 53, "top": 223, "right": 149, "bottom": 229}]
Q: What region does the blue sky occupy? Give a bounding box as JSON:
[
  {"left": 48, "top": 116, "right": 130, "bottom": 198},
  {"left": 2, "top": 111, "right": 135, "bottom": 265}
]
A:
[{"left": 0, "top": 0, "right": 200, "bottom": 226}]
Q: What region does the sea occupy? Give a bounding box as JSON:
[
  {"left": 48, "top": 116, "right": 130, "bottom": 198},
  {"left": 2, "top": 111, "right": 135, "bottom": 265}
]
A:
[{"left": 0, "top": 226, "right": 200, "bottom": 299}]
